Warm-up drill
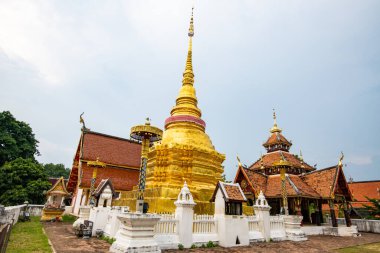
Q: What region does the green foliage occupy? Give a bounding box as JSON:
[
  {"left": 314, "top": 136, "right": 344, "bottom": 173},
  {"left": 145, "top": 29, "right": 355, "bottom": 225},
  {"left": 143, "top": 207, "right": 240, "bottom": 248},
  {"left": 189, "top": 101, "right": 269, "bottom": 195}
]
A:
[
  {"left": 190, "top": 243, "right": 197, "bottom": 249},
  {"left": 206, "top": 241, "right": 216, "bottom": 248},
  {"left": 100, "top": 235, "right": 116, "bottom": 244},
  {"left": 0, "top": 111, "right": 39, "bottom": 166},
  {"left": 7, "top": 216, "right": 52, "bottom": 253},
  {"left": 0, "top": 158, "right": 51, "bottom": 205},
  {"left": 363, "top": 196, "right": 380, "bottom": 219},
  {"left": 62, "top": 214, "right": 77, "bottom": 223},
  {"left": 201, "top": 244, "right": 206, "bottom": 248},
  {"left": 43, "top": 163, "right": 71, "bottom": 179},
  {"left": 221, "top": 174, "right": 232, "bottom": 183},
  {"left": 178, "top": 243, "right": 184, "bottom": 250}
]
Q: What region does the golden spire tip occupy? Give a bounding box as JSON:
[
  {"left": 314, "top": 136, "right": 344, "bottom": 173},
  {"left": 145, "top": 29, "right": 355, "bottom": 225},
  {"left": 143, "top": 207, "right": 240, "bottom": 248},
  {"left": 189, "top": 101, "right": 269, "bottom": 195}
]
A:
[
  {"left": 188, "top": 7, "right": 194, "bottom": 37},
  {"left": 270, "top": 108, "right": 282, "bottom": 133}
]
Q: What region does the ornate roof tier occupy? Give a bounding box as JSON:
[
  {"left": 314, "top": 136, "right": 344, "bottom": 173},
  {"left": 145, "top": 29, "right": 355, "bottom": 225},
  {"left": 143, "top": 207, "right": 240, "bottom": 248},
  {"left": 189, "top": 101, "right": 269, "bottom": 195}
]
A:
[{"left": 263, "top": 110, "right": 292, "bottom": 152}]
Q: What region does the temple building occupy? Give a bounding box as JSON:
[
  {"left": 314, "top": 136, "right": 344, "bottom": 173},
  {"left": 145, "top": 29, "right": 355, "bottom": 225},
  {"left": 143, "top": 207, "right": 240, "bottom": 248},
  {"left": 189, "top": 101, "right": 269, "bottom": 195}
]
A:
[
  {"left": 122, "top": 9, "right": 225, "bottom": 214},
  {"left": 234, "top": 112, "right": 353, "bottom": 225},
  {"left": 67, "top": 127, "right": 141, "bottom": 214}
]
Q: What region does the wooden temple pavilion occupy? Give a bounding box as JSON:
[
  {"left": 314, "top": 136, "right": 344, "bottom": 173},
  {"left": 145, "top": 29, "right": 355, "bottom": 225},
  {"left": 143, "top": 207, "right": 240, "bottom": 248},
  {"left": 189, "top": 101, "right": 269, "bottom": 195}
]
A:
[{"left": 234, "top": 111, "right": 352, "bottom": 227}]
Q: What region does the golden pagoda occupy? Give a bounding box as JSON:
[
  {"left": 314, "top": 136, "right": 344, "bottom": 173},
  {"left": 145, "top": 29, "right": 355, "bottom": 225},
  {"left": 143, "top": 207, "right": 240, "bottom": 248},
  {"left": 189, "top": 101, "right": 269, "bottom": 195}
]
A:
[{"left": 124, "top": 9, "right": 225, "bottom": 213}]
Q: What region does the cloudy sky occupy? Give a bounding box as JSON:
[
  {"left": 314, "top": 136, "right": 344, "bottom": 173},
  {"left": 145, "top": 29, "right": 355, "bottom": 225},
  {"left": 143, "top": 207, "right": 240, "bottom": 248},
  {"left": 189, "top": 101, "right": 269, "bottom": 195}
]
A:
[{"left": 1, "top": 0, "right": 379, "bottom": 181}]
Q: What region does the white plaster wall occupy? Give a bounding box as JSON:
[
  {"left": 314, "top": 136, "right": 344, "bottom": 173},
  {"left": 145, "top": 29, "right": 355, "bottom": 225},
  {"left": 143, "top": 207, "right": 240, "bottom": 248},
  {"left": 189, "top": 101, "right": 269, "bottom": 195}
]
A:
[
  {"left": 89, "top": 206, "right": 111, "bottom": 236},
  {"left": 216, "top": 215, "right": 249, "bottom": 247},
  {"left": 1, "top": 204, "right": 26, "bottom": 224},
  {"left": 336, "top": 218, "right": 380, "bottom": 233},
  {"left": 73, "top": 188, "right": 83, "bottom": 215},
  {"left": 27, "top": 205, "right": 44, "bottom": 216},
  {"left": 214, "top": 190, "right": 225, "bottom": 215},
  {"left": 104, "top": 208, "right": 122, "bottom": 238}
]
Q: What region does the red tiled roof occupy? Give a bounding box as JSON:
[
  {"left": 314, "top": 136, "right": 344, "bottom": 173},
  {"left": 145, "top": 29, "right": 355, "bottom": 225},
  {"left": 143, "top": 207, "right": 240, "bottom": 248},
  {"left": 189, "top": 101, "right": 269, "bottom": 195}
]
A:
[
  {"left": 348, "top": 181, "right": 380, "bottom": 208},
  {"left": 263, "top": 132, "right": 291, "bottom": 147},
  {"left": 241, "top": 168, "right": 267, "bottom": 193},
  {"left": 301, "top": 166, "right": 337, "bottom": 198},
  {"left": 82, "top": 131, "right": 141, "bottom": 168},
  {"left": 249, "top": 151, "right": 314, "bottom": 171},
  {"left": 67, "top": 130, "right": 142, "bottom": 193},
  {"left": 235, "top": 165, "right": 353, "bottom": 200},
  {"left": 224, "top": 184, "right": 246, "bottom": 201},
  {"left": 211, "top": 182, "right": 247, "bottom": 202},
  {"left": 264, "top": 174, "right": 320, "bottom": 198}
]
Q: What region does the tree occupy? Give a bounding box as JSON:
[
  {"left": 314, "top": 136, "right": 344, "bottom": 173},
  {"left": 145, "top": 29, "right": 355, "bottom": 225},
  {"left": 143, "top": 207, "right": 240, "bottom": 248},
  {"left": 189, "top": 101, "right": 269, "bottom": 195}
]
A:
[
  {"left": 221, "top": 174, "right": 232, "bottom": 183},
  {"left": 43, "top": 163, "right": 71, "bottom": 179},
  {"left": 0, "top": 158, "right": 51, "bottom": 205},
  {"left": 0, "top": 111, "right": 39, "bottom": 166},
  {"left": 363, "top": 196, "right": 380, "bottom": 219}
]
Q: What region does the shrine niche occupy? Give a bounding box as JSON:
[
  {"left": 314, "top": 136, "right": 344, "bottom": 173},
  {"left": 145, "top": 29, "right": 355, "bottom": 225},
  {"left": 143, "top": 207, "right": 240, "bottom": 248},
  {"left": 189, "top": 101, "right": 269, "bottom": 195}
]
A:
[
  {"left": 92, "top": 179, "right": 118, "bottom": 207},
  {"left": 41, "top": 177, "right": 70, "bottom": 221}
]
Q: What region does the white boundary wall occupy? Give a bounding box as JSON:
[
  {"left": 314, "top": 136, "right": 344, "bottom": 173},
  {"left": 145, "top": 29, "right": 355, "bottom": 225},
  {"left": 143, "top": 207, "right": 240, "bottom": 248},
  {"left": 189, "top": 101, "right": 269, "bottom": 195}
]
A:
[{"left": 336, "top": 218, "right": 380, "bottom": 233}]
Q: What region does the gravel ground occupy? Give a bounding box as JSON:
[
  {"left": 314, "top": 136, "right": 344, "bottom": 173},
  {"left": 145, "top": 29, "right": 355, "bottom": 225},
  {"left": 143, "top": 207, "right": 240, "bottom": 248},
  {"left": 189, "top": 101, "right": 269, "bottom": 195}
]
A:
[{"left": 43, "top": 222, "right": 380, "bottom": 253}]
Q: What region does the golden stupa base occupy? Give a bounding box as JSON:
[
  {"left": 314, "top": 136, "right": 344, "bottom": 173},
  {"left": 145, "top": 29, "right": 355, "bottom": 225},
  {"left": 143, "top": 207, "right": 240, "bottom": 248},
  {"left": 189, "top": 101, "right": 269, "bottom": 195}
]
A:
[
  {"left": 40, "top": 208, "right": 65, "bottom": 221},
  {"left": 121, "top": 186, "right": 215, "bottom": 214}
]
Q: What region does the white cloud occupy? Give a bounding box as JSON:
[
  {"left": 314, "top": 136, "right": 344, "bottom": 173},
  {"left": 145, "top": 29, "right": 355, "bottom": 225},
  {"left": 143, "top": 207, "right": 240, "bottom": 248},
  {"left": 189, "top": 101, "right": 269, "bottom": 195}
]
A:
[
  {"left": 348, "top": 155, "right": 373, "bottom": 166},
  {"left": 37, "top": 138, "right": 75, "bottom": 166}
]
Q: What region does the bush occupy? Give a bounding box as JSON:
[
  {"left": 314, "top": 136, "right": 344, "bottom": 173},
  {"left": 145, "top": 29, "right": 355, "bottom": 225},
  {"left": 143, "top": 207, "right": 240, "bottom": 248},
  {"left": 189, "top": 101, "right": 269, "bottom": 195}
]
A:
[
  {"left": 206, "top": 241, "right": 216, "bottom": 248},
  {"left": 178, "top": 243, "right": 184, "bottom": 250},
  {"left": 190, "top": 243, "right": 197, "bottom": 249},
  {"left": 100, "top": 235, "right": 116, "bottom": 244}
]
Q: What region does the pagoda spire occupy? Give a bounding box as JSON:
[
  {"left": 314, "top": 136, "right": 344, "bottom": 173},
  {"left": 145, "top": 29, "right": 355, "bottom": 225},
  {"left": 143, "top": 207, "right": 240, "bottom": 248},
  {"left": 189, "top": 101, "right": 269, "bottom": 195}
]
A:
[
  {"left": 170, "top": 8, "right": 202, "bottom": 118},
  {"left": 270, "top": 109, "right": 282, "bottom": 133}
]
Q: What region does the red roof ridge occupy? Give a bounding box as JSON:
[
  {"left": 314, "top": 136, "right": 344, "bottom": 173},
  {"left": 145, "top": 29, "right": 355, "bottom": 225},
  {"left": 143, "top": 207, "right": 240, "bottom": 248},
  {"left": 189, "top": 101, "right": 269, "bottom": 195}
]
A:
[
  {"left": 349, "top": 180, "right": 380, "bottom": 184},
  {"left": 302, "top": 165, "right": 337, "bottom": 176},
  {"left": 84, "top": 130, "right": 141, "bottom": 145}
]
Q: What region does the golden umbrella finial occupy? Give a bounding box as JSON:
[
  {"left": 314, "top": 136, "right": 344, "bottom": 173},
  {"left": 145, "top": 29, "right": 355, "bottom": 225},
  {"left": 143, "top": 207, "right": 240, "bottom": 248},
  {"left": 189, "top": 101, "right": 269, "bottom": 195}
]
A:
[
  {"left": 270, "top": 109, "right": 282, "bottom": 133},
  {"left": 188, "top": 7, "right": 194, "bottom": 37}
]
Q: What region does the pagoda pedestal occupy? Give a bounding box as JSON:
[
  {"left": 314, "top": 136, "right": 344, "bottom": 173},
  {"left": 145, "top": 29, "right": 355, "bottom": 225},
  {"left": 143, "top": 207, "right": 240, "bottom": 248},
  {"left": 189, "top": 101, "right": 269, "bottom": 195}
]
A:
[
  {"left": 283, "top": 215, "right": 307, "bottom": 241},
  {"left": 110, "top": 213, "right": 161, "bottom": 253}
]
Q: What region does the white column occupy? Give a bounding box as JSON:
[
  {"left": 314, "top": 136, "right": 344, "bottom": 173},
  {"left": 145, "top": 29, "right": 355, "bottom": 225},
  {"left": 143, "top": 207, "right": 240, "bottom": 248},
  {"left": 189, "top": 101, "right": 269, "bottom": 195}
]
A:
[
  {"left": 253, "top": 191, "right": 271, "bottom": 242},
  {"left": 174, "top": 182, "right": 196, "bottom": 248}
]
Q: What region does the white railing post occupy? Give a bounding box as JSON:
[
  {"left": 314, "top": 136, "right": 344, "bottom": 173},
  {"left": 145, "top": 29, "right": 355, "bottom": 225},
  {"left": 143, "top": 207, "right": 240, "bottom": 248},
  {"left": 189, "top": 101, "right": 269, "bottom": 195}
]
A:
[
  {"left": 253, "top": 191, "right": 271, "bottom": 242},
  {"left": 174, "top": 182, "right": 196, "bottom": 248}
]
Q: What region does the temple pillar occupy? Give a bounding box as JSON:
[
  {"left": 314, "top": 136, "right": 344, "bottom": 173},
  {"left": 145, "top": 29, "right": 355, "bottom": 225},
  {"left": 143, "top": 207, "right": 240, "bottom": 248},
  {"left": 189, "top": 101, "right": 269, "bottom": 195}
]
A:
[
  {"left": 253, "top": 191, "right": 271, "bottom": 242},
  {"left": 318, "top": 200, "right": 323, "bottom": 224},
  {"left": 174, "top": 182, "right": 196, "bottom": 248},
  {"left": 343, "top": 201, "right": 352, "bottom": 227},
  {"left": 329, "top": 200, "right": 338, "bottom": 227}
]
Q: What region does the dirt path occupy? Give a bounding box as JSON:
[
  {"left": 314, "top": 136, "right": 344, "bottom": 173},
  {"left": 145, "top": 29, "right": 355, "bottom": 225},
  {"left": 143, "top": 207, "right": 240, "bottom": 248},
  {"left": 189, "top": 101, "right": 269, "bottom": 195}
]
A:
[
  {"left": 43, "top": 222, "right": 110, "bottom": 253},
  {"left": 42, "top": 223, "right": 380, "bottom": 253},
  {"left": 164, "top": 233, "right": 380, "bottom": 253}
]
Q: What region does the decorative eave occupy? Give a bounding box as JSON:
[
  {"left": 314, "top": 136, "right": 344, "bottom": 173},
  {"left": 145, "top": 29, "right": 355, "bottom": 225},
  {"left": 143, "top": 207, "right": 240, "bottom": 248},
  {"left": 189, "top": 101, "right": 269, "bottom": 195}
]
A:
[{"left": 47, "top": 177, "right": 70, "bottom": 196}]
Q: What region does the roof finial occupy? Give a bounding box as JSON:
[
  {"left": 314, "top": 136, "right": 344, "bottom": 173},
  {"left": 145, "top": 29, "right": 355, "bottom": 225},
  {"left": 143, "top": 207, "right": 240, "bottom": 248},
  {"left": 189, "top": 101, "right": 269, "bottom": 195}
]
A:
[
  {"left": 299, "top": 150, "right": 303, "bottom": 161},
  {"left": 237, "top": 155, "right": 242, "bottom": 167},
  {"left": 338, "top": 151, "right": 344, "bottom": 167},
  {"left": 79, "top": 112, "right": 87, "bottom": 130},
  {"left": 270, "top": 109, "right": 282, "bottom": 133}
]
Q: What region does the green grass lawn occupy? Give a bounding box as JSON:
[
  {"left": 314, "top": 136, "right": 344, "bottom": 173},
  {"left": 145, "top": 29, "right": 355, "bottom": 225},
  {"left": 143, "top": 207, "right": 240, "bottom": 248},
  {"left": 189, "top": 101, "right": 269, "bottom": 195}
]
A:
[
  {"left": 336, "top": 242, "right": 380, "bottom": 253},
  {"left": 7, "top": 216, "right": 52, "bottom": 253}
]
